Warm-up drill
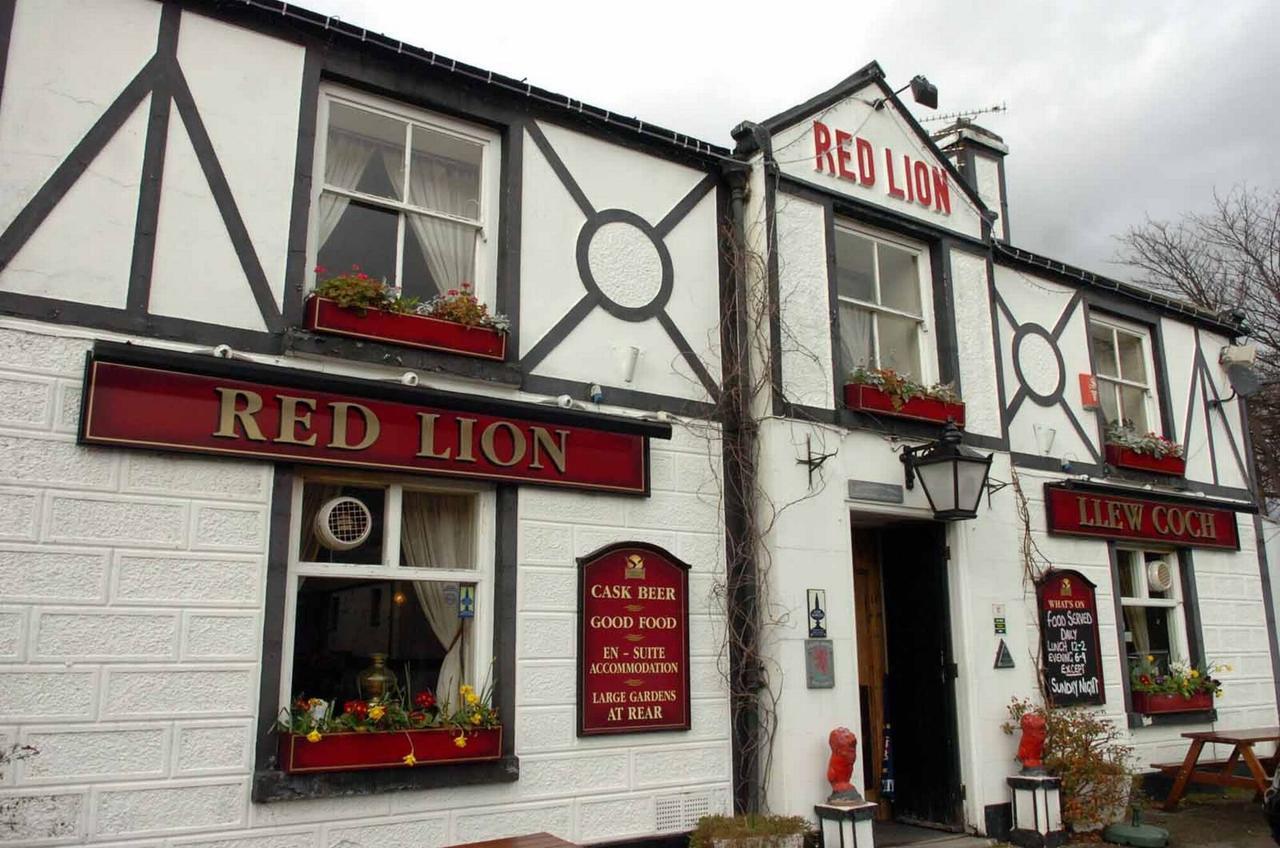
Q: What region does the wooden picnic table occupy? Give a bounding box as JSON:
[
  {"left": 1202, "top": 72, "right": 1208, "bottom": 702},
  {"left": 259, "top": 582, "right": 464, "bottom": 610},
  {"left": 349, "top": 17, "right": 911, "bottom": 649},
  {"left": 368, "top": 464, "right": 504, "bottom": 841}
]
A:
[
  {"left": 447, "top": 834, "right": 578, "bottom": 848},
  {"left": 1155, "top": 726, "right": 1280, "bottom": 811}
]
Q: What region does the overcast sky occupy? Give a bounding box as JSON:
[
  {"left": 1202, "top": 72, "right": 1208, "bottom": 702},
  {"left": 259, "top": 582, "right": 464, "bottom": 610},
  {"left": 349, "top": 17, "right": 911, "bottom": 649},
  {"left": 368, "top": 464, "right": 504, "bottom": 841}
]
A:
[{"left": 296, "top": 0, "right": 1279, "bottom": 279}]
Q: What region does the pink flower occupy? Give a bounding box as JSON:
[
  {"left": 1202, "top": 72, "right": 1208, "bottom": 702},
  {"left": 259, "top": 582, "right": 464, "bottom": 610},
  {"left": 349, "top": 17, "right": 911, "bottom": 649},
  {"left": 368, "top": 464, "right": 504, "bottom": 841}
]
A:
[
  {"left": 356, "top": 273, "right": 368, "bottom": 280},
  {"left": 314, "top": 265, "right": 327, "bottom": 274},
  {"left": 447, "top": 289, "right": 459, "bottom": 296}
]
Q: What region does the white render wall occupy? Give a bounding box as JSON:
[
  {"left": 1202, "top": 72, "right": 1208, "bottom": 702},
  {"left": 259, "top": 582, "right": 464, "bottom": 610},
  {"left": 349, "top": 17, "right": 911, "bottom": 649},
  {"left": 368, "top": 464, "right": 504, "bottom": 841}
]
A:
[
  {"left": 0, "top": 321, "right": 732, "bottom": 846},
  {"left": 752, "top": 410, "right": 1278, "bottom": 833}
]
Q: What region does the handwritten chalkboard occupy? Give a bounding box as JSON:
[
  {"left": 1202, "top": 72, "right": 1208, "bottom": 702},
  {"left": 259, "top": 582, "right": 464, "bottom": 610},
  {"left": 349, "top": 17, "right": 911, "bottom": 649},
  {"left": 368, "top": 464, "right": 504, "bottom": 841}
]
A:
[{"left": 1037, "top": 570, "right": 1105, "bottom": 707}]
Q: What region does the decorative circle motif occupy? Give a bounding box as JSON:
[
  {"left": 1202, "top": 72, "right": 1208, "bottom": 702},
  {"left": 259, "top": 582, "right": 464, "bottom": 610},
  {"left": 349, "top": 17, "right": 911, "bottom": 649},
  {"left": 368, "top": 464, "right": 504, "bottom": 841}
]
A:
[
  {"left": 576, "top": 209, "right": 674, "bottom": 321},
  {"left": 1012, "top": 324, "right": 1065, "bottom": 406}
]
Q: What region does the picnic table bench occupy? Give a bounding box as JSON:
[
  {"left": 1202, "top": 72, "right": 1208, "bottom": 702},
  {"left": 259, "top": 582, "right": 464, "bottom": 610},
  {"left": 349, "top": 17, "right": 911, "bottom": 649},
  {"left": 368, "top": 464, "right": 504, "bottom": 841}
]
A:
[{"left": 1154, "top": 726, "right": 1280, "bottom": 811}]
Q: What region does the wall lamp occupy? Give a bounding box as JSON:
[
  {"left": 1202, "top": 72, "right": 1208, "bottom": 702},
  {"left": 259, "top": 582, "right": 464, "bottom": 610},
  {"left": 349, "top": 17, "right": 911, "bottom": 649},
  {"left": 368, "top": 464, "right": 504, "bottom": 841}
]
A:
[
  {"left": 900, "top": 421, "right": 994, "bottom": 521},
  {"left": 874, "top": 75, "right": 939, "bottom": 110}
]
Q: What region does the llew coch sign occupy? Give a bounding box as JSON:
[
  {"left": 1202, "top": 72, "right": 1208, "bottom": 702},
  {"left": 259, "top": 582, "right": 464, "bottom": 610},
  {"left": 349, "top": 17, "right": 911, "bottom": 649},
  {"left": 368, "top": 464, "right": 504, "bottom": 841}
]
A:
[
  {"left": 578, "top": 542, "right": 691, "bottom": 736},
  {"left": 1044, "top": 483, "right": 1240, "bottom": 550}
]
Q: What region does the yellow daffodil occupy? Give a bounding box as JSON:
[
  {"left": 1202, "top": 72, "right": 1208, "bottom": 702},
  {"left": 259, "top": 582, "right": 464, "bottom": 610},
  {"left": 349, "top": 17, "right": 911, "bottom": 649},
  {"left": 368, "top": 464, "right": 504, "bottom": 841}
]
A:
[
  {"left": 465, "top": 692, "right": 479, "bottom": 706},
  {"left": 369, "top": 704, "right": 386, "bottom": 720},
  {"left": 470, "top": 712, "right": 482, "bottom": 725},
  {"left": 403, "top": 753, "right": 417, "bottom": 766},
  {"left": 454, "top": 734, "right": 468, "bottom": 748},
  {"left": 306, "top": 730, "right": 321, "bottom": 743},
  {"left": 1190, "top": 669, "right": 1200, "bottom": 678},
  {"left": 1145, "top": 655, "right": 1154, "bottom": 663}
]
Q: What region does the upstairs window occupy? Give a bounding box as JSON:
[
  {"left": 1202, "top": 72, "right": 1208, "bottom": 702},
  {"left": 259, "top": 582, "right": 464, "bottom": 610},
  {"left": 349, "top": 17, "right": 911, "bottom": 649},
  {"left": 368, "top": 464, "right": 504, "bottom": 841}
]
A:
[
  {"left": 835, "top": 226, "right": 930, "bottom": 380},
  {"left": 1089, "top": 317, "right": 1157, "bottom": 432},
  {"left": 311, "top": 89, "right": 500, "bottom": 302}
]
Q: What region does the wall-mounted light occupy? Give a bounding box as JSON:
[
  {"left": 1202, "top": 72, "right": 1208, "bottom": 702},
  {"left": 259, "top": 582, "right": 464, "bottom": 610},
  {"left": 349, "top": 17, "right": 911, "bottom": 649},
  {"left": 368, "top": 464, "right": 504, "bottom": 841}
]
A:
[
  {"left": 874, "top": 74, "right": 939, "bottom": 110},
  {"left": 900, "top": 422, "right": 994, "bottom": 521}
]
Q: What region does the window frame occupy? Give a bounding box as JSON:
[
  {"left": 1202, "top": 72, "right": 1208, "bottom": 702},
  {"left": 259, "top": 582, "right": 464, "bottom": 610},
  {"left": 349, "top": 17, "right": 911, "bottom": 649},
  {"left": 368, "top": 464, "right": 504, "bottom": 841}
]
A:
[
  {"left": 307, "top": 85, "right": 502, "bottom": 304},
  {"left": 832, "top": 222, "right": 937, "bottom": 384},
  {"left": 1089, "top": 314, "right": 1160, "bottom": 434},
  {"left": 1115, "top": 545, "right": 1191, "bottom": 672},
  {"left": 276, "top": 471, "right": 497, "bottom": 715}
]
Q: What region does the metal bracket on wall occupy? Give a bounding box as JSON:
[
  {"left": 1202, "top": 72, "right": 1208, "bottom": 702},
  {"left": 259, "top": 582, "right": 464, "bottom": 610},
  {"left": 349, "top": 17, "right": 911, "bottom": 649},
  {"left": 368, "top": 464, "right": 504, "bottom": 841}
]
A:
[{"left": 797, "top": 435, "right": 837, "bottom": 489}]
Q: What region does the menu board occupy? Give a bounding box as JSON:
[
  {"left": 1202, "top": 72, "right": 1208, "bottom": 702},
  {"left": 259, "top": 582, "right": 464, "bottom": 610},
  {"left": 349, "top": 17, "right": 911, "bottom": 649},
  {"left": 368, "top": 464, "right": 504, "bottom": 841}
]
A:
[
  {"left": 578, "top": 542, "right": 690, "bottom": 736},
  {"left": 1037, "top": 570, "right": 1105, "bottom": 707}
]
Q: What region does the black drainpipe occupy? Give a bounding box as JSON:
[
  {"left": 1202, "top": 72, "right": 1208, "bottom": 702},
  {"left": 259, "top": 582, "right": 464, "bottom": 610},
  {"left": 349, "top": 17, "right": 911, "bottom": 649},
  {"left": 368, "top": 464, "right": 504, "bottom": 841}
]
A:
[{"left": 719, "top": 121, "right": 776, "bottom": 814}]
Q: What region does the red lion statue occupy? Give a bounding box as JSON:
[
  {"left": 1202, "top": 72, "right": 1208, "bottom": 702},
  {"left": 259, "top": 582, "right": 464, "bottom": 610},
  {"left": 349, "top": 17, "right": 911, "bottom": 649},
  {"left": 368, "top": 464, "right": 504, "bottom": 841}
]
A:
[
  {"left": 1017, "top": 712, "right": 1047, "bottom": 773},
  {"left": 826, "top": 727, "right": 862, "bottom": 803}
]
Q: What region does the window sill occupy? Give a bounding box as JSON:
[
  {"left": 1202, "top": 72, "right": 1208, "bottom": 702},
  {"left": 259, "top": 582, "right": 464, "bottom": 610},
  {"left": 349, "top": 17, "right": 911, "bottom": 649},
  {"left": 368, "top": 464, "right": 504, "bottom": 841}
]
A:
[
  {"left": 252, "top": 754, "right": 519, "bottom": 803},
  {"left": 284, "top": 328, "right": 522, "bottom": 386},
  {"left": 1127, "top": 709, "right": 1217, "bottom": 729},
  {"left": 836, "top": 407, "right": 952, "bottom": 440}
]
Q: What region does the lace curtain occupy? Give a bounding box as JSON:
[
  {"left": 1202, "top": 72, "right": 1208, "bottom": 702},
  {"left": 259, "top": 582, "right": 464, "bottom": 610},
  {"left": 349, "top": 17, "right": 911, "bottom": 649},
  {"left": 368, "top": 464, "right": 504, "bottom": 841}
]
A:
[
  {"left": 405, "top": 154, "right": 478, "bottom": 294},
  {"left": 400, "top": 492, "right": 474, "bottom": 706},
  {"left": 317, "top": 132, "right": 376, "bottom": 248}
]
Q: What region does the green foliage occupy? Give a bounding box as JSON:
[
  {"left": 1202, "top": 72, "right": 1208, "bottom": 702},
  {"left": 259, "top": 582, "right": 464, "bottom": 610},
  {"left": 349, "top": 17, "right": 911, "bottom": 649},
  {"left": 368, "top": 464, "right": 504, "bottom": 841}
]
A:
[
  {"left": 689, "top": 814, "right": 811, "bottom": 848},
  {"left": 847, "top": 366, "right": 959, "bottom": 408},
  {"left": 1129, "top": 656, "right": 1226, "bottom": 697},
  {"left": 313, "top": 265, "right": 508, "bottom": 330},
  {"left": 1003, "top": 697, "right": 1132, "bottom": 830},
  {"left": 276, "top": 681, "right": 499, "bottom": 737},
  {"left": 421, "top": 282, "right": 510, "bottom": 332},
  {"left": 1105, "top": 423, "right": 1185, "bottom": 459}
]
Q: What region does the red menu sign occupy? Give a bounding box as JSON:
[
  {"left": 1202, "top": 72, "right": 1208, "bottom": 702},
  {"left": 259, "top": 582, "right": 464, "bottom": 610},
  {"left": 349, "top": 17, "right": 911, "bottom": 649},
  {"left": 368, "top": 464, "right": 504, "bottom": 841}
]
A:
[
  {"left": 80, "top": 356, "right": 653, "bottom": 494},
  {"left": 1037, "top": 570, "right": 1105, "bottom": 707},
  {"left": 1044, "top": 483, "right": 1240, "bottom": 550},
  {"left": 578, "top": 543, "right": 690, "bottom": 736}
]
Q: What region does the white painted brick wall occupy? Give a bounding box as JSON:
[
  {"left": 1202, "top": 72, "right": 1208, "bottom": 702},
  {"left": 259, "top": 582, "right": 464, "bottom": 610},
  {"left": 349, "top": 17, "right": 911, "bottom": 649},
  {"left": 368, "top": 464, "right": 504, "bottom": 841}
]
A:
[{"left": 0, "top": 321, "right": 732, "bottom": 846}]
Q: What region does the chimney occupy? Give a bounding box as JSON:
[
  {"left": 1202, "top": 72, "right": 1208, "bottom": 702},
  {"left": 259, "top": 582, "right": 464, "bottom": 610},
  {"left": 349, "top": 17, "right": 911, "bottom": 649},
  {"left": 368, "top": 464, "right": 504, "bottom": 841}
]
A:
[{"left": 932, "top": 119, "right": 1010, "bottom": 241}]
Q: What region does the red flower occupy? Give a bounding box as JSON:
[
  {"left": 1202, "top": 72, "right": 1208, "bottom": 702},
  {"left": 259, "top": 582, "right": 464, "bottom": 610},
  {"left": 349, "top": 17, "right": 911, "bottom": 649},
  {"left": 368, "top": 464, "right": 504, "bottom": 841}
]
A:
[
  {"left": 409, "top": 710, "right": 426, "bottom": 723},
  {"left": 344, "top": 699, "right": 369, "bottom": 718},
  {"left": 314, "top": 265, "right": 327, "bottom": 275},
  {"left": 356, "top": 273, "right": 369, "bottom": 280},
  {"left": 460, "top": 282, "right": 471, "bottom": 288},
  {"left": 413, "top": 690, "right": 436, "bottom": 709},
  {"left": 1139, "top": 675, "right": 1152, "bottom": 686},
  {"left": 447, "top": 289, "right": 459, "bottom": 296}
]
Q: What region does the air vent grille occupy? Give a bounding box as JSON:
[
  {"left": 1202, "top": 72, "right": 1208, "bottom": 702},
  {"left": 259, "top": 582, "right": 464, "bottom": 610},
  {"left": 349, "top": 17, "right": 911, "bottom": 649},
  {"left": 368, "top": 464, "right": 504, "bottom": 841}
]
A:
[{"left": 655, "top": 789, "right": 728, "bottom": 832}]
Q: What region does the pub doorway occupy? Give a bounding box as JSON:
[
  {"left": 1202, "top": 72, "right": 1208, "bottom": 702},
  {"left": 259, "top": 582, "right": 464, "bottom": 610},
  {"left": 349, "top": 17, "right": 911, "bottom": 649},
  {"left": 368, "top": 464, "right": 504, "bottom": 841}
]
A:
[{"left": 852, "top": 519, "right": 963, "bottom": 834}]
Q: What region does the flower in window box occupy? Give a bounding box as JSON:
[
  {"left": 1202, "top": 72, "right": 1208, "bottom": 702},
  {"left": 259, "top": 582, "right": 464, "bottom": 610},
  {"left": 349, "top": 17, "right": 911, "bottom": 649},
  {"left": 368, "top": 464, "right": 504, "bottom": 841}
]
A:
[
  {"left": 413, "top": 690, "right": 436, "bottom": 710},
  {"left": 1105, "top": 424, "right": 1184, "bottom": 459},
  {"left": 454, "top": 734, "right": 468, "bottom": 749},
  {"left": 306, "top": 730, "right": 321, "bottom": 743}
]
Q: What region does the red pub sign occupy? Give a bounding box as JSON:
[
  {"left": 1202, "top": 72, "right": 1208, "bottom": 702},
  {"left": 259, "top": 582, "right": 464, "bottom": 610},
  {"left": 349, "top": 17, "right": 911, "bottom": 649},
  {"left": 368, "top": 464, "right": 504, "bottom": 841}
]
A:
[
  {"left": 578, "top": 542, "right": 690, "bottom": 736},
  {"left": 1044, "top": 483, "right": 1241, "bottom": 550},
  {"left": 78, "top": 345, "right": 660, "bottom": 494}
]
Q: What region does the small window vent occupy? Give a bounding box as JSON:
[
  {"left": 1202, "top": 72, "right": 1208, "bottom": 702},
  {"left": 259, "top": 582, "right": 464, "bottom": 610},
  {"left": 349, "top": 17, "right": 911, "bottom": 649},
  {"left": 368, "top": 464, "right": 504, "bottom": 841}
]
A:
[
  {"left": 315, "top": 496, "right": 373, "bottom": 551},
  {"left": 655, "top": 790, "right": 729, "bottom": 833}
]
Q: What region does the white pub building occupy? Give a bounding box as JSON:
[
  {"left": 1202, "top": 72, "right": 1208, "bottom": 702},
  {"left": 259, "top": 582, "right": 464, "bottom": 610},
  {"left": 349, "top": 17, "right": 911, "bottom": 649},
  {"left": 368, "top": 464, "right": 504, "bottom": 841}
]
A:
[{"left": 0, "top": 1, "right": 1276, "bottom": 846}]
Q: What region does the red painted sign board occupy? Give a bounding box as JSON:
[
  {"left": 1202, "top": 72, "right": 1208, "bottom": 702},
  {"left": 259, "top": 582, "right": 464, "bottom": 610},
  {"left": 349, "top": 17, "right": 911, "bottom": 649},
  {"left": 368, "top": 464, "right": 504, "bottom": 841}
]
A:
[
  {"left": 1044, "top": 483, "right": 1240, "bottom": 550},
  {"left": 80, "top": 358, "right": 650, "bottom": 494},
  {"left": 578, "top": 543, "right": 690, "bottom": 736},
  {"left": 1037, "top": 569, "right": 1105, "bottom": 707}
]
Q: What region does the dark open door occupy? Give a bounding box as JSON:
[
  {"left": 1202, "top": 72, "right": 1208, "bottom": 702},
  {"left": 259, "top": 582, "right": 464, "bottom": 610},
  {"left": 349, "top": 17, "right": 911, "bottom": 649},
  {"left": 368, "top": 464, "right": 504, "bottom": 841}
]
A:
[{"left": 879, "top": 522, "right": 963, "bottom": 829}]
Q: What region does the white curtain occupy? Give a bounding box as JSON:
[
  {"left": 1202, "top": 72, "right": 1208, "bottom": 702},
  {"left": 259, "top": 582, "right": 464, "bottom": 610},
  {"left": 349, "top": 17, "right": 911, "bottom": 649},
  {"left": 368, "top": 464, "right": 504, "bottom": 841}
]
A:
[
  {"left": 400, "top": 493, "right": 474, "bottom": 705},
  {"left": 298, "top": 483, "right": 343, "bottom": 568},
  {"left": 317, "top": 132, "right": 376, "bottom": 248},
  {"left": 840, "top": 305, "right": 874, "bottom": 373},
  {"left": 405, "top": 155, "right": 478, "bottom": 294}
]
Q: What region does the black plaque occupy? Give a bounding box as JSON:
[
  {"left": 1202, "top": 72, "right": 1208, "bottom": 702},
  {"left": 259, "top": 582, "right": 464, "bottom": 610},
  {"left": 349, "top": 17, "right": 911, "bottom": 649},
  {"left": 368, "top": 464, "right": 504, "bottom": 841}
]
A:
[{"left": 1036, "top": 569, "right": 1105, "bottom": 706}]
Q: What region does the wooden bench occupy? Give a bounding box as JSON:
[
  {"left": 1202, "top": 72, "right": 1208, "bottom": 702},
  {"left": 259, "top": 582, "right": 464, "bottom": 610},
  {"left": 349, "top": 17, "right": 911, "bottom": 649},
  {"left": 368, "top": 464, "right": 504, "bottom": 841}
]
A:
[
  {"left": 447, "top": 834, "right": 578, "bottom": 848},
  {"left": 1157, "top": 727, "right": 1280, "bottom": 810}
]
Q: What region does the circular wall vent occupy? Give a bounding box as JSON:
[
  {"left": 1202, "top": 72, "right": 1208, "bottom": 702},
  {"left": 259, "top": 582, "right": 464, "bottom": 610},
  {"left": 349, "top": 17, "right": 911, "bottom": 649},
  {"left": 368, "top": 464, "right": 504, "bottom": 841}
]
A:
[
  {"left": 315, "top": 496, "right": 373, "bottom": 551},
  {"left": 1146, "top": 559, "right": 1174, "bottom": 593}
]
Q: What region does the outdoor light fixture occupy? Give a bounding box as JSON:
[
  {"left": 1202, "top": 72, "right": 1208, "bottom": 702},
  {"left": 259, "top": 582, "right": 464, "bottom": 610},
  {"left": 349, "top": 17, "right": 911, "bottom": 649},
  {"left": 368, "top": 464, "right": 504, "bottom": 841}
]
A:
[
  {"left": 900, "top": 421, "right": 994, "bottom": 521},
  {"left": 874, "top": 74, "right": 939, "bottom": 110}
]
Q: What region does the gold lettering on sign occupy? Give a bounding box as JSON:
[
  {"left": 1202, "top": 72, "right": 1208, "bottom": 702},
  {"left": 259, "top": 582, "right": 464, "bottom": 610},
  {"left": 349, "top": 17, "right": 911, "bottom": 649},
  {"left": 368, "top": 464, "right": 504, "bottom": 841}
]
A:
[
  {"left": 212, "top": 388, "right": 267, "bottom": 441},
  {"left": 456, "top": 418, "right": 477, "bottom": 463},
  {"left": 1121, "top": 502, "right": 1143, "bottom": 529},
  {"left": 529, "top": 427, "right": 569, "bottom": 472},
  {"left": 276, "top": 395, "right": 317, "bottom": 446},
  {"left": 480, "top": 421, "right": 526, "bottom": 467},
  {"left": 415, "top": 414, "right": 452, "bottom": 460},
  {"left": 328, "top": 402, "right": 379, "bottom": 451}
]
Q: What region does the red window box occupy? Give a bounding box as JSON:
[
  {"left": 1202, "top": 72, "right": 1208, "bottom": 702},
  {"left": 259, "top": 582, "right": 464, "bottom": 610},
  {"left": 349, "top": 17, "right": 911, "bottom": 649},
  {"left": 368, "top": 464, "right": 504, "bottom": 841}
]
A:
[
  {"left": 304, "top": 296, "right": 507, "bottom": 361},
  {"left": 1105, "top": 444, "right": 1186, "bottom": 477},
  {"left": 1131, "top": 691, "right": 1213, "bottom": 715},
  {"left": 277, "top": 727, "right": 502, "bottom": 774},
  {"left": 842, "top": 383, "right": 966, "bottom": 428}
]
